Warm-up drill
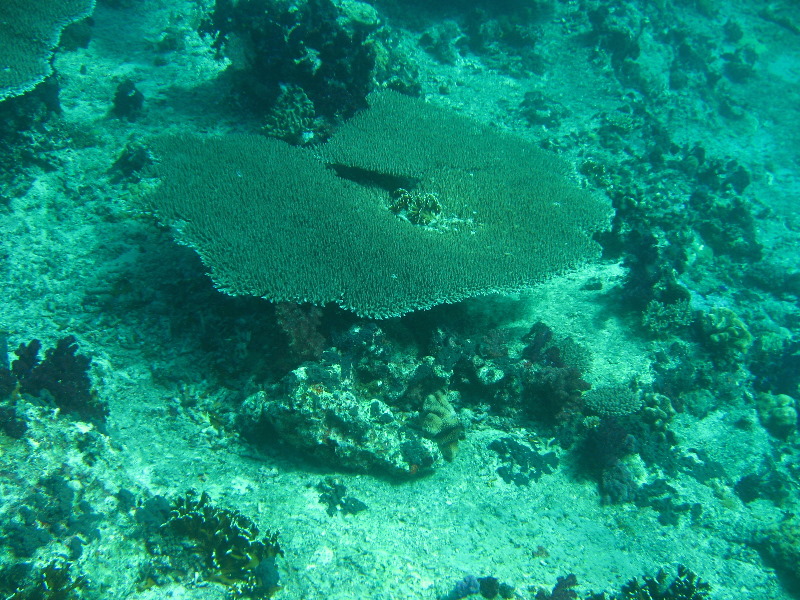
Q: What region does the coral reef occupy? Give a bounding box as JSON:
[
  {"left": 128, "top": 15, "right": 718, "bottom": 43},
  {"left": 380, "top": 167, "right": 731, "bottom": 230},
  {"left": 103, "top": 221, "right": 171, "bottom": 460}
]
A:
[
  {"left": 199, "top": 0, "right": 377, "bottom": 121},
  {"left": 110, "top": 79, "right": 144, "bottom": 121},
  {"left": 109, "top": 142, "right": 152, "bottom": 183},
  {"left": 519, "top": 325, "right": 591, "bottom": 435},
  {"left": 610, "top": 565, "right": 711, "bottom": 600},
  {"left": 462, "top": 5, "right": 551, "bottom": 77},
  {"left": 419, "top": 22, "right": 464, "bottom": 66},
  {"left": 734, "top": 467, "right": 792, "bottom": 506},
  {"left": 0, "top": 0, "right": 798, "bottom": 598},
  {"left": 760, "top": 515, "right": 800, "bottom": 583},
  {"left": 688, "top": 191, "right": 761, "bottom": 262},
  {"left": 536, "top": 574, "right": 578, "bottom": 600},
  {"left": 439, "top": 574, "right": 514, "bottom": 600},
  {"left": 3, "top": 470, "right": 103, "bottom": 560},
  {"left": 0, "top": 331, "right": 16, "bottom": 397},
  {"left": 750, "top": 335, "right": 800, "bottom": 398},
  {"left": 534, "top": 566, "right": 712, "bottom": 600},
  {"left": 0, "top": 403, "right": 27, "bottom": 439},
  {"left": 634, "top": 479, "right": 701, "bottom": 527},
  {"left": 440, "top": 575, "right": 479, "bottom": 600},
  {"left": 577, "top": 409, "right": 701, "bottom": 513},
  {"left": 519, "top": 91, "right": 568, "bottom": 129},
  {"left": 579, "top": 418, "right": 638, "bottom": 504},
  {"left": 242, "top": 358, "right": 442, "bottom": 477},
  {"left": 274, "top": 302, "right": 327, "bottom": 363},
  {"left": 520, "top": 325, "right": 591, "bottom": 425},
  {"left": 476, "top": 576, "right": 514, "bottom": 599},
  {"left": 572, "top": 55, "right": 762, "bottom": 346}
]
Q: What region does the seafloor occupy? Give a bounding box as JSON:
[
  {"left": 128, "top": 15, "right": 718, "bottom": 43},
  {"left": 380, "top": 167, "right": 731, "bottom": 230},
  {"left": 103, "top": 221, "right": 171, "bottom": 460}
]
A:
[{"left": 1, "top": 1, "right": 799, "bottom": 599}]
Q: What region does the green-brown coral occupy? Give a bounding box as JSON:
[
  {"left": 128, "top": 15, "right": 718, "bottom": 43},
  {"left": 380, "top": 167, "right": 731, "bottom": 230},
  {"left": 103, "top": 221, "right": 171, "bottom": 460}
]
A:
[
  {"left": 389, "top": 188, "right": 443, "bottom": 227},
  {"left": 261, "top": 85, "right": 323, "bottom": 145},
  {"left": 700, "top": 306, "right": 753, "bottom": 367},
  {"left": 701, "top": 307, "right": 753, "bottom": 350},
  {"left": 756, "top": 392, "right": 798, "bottom": 439},
  {"left": 163, "top": 490, "right": 283, "bottom": 599},
  {"left": 418, "top": 390, "right": 464, "bottom": 460},
  {"left": 4, "top": 559, "right": 86, "bottom": 600}
]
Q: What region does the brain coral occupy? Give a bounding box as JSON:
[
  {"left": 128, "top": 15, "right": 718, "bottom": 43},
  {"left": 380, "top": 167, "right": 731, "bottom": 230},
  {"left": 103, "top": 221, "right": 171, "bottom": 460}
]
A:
[
  {"left": 145, "top": 91, "right": 611, "bottom": 318},
  {"left": 0, "top": 0, "right": 95, "bottom": 101}
]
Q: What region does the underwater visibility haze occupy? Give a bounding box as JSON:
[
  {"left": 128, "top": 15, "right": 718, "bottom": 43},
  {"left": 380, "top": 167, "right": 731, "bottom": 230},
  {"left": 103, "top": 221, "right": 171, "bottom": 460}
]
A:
[{"left": 1, "top": 0, "right": 800, "bottom": 599}]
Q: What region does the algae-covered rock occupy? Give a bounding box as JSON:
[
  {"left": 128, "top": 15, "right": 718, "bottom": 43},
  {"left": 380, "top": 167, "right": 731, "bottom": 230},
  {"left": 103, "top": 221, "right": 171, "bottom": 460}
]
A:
[
  {"left": 242, "top": 364, "right": 441, "bottom": 477},
  {"left": 762, "top": 515, "right": 800, "bottom": 582}
]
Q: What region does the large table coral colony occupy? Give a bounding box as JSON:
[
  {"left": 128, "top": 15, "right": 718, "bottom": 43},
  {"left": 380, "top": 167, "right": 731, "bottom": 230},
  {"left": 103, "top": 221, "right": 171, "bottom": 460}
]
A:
[
  {"left": 1, "top": 0, "right": 799, "bottom": 598},
  {"left": 147, "top": 90, "right": 611, "bottom": 318}
]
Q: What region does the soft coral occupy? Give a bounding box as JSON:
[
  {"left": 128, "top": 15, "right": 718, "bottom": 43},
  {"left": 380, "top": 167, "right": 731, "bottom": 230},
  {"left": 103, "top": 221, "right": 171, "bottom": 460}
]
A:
[{"left": 12, "top": 336, "right": 106, "bottom": 424}]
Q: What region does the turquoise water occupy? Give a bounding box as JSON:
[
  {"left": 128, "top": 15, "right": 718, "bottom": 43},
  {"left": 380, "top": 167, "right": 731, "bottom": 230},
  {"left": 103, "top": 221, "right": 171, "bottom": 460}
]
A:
[{"left": 1, "top": 1, "right": 799, "bottom": 599}]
